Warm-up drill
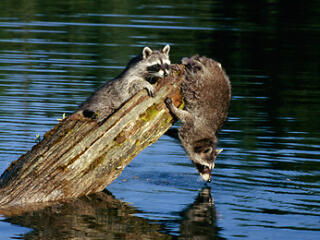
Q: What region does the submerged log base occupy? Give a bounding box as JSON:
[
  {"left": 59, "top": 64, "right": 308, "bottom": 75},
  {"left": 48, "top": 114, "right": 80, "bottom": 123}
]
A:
[{"left": 0, "top": 64, "right": 184, "bottom": 208}]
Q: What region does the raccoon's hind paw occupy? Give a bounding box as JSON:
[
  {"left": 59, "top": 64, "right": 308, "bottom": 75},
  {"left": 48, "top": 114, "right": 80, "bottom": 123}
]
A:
[{"left": 82, "top": 109, "right": 98, "bottom": 120}]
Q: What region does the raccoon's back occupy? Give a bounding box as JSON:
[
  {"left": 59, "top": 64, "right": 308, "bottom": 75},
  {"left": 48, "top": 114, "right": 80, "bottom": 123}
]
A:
[
  {"left": 182, "top": 58, "right": 231, "bottom": 131},
  {"left": 78, "top": 79, "right": 123, "bottom": 115}
]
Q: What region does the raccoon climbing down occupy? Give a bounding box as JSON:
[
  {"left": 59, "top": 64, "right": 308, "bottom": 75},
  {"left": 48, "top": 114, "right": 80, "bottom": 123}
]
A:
[
  {"left": 166, "top": 56, "right": 231, "bottom": 182},
  {"left": 76, "top": 45, "right": 171, "bottom": 121}
]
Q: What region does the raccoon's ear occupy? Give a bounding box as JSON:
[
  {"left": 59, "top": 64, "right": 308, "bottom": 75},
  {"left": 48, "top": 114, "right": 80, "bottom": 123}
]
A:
[
  {"left": 142, "top": 47, "right": 153, "bottom": 59},
  {"left": 181, "top": 57, "right": 189, "bottom": 65},
  {"left": 162, "top": 44, "right": 170, "bottom": 55},
  {"left": 215, "top": 149, "right": 223, "bottom": 156}
]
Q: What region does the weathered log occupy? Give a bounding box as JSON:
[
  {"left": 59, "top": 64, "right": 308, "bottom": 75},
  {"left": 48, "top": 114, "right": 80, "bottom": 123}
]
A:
[{"left": 0, "top": 64, "right": 184, "bottom": 207}]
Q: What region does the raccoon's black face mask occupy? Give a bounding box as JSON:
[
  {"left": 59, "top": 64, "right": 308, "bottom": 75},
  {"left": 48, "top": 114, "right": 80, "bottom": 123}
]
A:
[
  {"left": 192, "top": 138, "right": 223, "bottom": 182},
  {"left": 146, "top": 63, "right": 170, "bottom": 82},
  {"left": 142, "top": 44, "right": 171, "bottom": 82}
]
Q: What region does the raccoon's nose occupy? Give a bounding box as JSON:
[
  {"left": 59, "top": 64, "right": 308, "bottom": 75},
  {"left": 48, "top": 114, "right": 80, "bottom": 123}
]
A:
[{"left": 163, "top": 69, "right": 170, "bottom": 77}]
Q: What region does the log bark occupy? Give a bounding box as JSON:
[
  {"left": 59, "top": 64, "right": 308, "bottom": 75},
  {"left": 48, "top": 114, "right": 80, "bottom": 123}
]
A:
[{"left": 0, "top": 64, "right": 184, "bottom": 207}]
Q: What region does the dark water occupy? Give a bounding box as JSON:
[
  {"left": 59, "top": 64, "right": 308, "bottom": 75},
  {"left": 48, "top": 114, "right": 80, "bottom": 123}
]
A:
[{"left": 0, "top": 0, "right": 319, "bottom": 239}]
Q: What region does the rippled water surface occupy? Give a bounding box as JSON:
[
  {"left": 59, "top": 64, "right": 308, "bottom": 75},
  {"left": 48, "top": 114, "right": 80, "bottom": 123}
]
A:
[{"left": 0, "top": 0, "right": 319, "bottom": 239}]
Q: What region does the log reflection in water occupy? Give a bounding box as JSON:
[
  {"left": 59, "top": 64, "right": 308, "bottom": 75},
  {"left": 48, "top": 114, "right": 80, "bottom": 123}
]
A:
[
  {"left": 1, "top": 187, "right": 224, "bottom": 239},
  {"left": 1, "top": 190, "right": 172, "bottom": 240}
]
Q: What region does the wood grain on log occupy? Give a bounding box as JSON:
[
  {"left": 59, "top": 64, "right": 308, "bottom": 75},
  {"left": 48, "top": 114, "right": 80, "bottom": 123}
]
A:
[{"left": 0, "top": 64, "right": 184, "bottom": 208}]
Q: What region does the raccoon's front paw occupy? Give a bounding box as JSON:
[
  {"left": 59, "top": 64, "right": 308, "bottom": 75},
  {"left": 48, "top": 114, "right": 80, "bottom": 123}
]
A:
[
  {"left": 146, "top": 85, "right": 155, "bottom": 97},
  {"left": 165, "top": 97, "right": 173, "bottom": 107}
]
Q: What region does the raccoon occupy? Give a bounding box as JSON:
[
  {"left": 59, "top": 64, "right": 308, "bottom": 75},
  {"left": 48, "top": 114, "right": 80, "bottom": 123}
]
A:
[
  {"left": 76, "top": 45, "right": 171, "bottom": 121},
  {"left": 165, "top": 56, "right": 231, "bottom": 182}
]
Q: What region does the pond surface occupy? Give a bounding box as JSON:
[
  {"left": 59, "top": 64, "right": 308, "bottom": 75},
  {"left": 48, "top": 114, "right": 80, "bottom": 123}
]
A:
[{"left": 0, "top": 0, "right": 319, "bottom": 239}]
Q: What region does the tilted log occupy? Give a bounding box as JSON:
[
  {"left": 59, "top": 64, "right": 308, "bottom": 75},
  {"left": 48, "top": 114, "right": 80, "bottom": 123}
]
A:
[{"left": 0, "top": 65, "right": 184, "bottom": 208}]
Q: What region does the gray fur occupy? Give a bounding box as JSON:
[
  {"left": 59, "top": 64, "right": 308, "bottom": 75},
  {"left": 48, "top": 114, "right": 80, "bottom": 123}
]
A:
[
  {"left": 76, "top": 45, "right": 171, "bottom": 121},
  {"left": 166, "top": 56, "right": 231, "bottom": 182}
]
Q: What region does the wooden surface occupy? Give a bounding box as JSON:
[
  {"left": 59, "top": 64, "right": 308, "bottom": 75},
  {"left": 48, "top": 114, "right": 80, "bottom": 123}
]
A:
[{"left": 0, "top": 64, "right": 184, "bottom": 208}]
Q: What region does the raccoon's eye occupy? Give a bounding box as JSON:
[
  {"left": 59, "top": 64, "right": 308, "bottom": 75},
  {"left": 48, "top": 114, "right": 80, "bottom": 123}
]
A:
[
  {"left": 203, "top": 147, "right": 212, "bottom": 154},
  {"left": 186, "top": 64, "right": 192, "bottom": 70},
  {"left": 164, "top": 63, "right": 169, "bottom": 69},
  {"left": 147, "top": 64, "right": 161, "bottom": 72},
  {"left": 194, "top": 65, "right": 202, "bottom": 71}
]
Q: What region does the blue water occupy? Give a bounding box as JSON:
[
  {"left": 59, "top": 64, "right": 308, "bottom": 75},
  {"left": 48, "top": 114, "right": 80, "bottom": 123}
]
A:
[{"left": 0, "top": 0, "right": 319, "bottom": 239}]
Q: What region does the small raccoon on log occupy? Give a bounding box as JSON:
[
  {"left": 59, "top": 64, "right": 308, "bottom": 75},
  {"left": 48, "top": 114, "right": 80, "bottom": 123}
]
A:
[{"left": 76, "top": 45, "right": 171, "bottom": 121}]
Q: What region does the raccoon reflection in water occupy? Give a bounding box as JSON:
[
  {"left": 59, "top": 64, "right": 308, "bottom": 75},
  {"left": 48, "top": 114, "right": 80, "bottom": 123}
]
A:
[
  {"left": 76, "top": 45, "right": 171, "bottom": 121},
  {"left": 166, "top": 56, "right": 231, "bottom": 182}
]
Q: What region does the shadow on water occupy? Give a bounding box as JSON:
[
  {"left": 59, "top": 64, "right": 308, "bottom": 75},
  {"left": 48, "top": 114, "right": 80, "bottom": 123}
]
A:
[{"left": 1, "top": 187, "right": 222, "bottom": 240}]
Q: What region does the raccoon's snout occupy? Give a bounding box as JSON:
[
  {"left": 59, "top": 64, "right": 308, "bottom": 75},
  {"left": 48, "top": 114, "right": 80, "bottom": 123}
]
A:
[
  {"left": 195, "top": 163, "right": 213, "bottom": 182},
  {"left": 163, "top": 68, "right": 170, "bottom": 77},
  {"left": 163, "top": 63, "right": 171, "bottom": 77}
]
